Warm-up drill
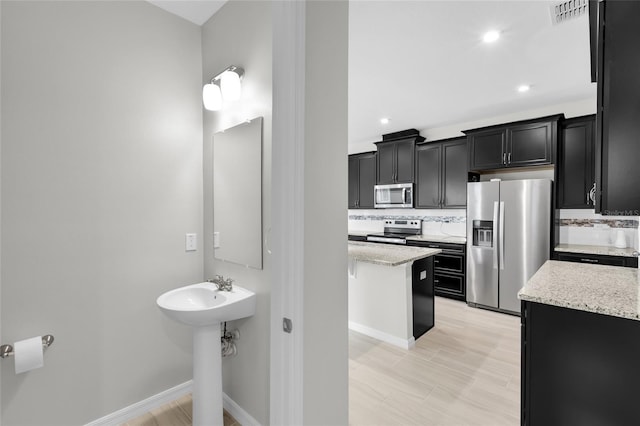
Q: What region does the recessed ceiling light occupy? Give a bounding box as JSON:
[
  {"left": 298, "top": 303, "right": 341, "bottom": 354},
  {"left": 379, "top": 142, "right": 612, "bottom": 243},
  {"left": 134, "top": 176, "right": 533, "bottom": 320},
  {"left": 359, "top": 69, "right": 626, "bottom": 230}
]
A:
[
  {"left": 380, "top": 118, "right": 390, "bottom": 125},
  {"left": 483, "top": 30, "right": 500, "bottom": 43},
  {"left": 517, "top": 85, "right": 531, "bottom": 93}
]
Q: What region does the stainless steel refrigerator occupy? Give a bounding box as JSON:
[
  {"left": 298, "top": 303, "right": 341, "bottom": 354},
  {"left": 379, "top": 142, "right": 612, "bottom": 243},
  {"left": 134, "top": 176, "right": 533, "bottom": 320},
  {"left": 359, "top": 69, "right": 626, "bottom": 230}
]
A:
[{"left": 466, "top": 179, "right": 551, "bottom": 314}]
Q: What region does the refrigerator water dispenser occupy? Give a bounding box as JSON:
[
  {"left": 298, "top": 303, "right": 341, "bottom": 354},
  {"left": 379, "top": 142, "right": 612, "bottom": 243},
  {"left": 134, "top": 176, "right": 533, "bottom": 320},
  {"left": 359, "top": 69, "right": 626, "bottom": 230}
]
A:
[{"left": 472, "top": 220, "right": 493, "bottom": 247}]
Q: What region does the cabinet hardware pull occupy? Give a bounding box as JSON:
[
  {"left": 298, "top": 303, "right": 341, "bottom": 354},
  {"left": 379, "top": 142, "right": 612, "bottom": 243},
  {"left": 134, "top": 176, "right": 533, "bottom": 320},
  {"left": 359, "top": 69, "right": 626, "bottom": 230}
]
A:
[
  {"left": 508, "top": 152, "right": 511, "bottom": 164},
  {"left": 580, "top": 258, "right": 599, "bottom": 263},
  {"left": 586, "top": 191, "right": 590, "bottom": 205},
  {"left": 434, "top": 280, "right": 440, "bottom": 283},
  {"left": 503, "top": 152, "right": 506, "bottom": 164}
]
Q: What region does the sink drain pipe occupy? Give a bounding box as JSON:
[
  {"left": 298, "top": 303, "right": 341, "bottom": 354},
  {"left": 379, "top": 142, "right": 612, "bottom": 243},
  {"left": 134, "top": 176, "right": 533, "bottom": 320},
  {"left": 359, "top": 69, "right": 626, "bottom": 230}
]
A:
[{"left": 221, "top": 322, "right": 237, "bottom": 358}]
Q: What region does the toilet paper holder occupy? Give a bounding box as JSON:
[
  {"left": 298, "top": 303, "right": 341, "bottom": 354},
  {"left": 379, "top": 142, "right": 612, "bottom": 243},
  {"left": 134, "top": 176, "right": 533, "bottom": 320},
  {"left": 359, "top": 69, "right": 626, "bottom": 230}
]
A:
[{"left": 0, "top": 335, "right": 54, "bottom": 359}]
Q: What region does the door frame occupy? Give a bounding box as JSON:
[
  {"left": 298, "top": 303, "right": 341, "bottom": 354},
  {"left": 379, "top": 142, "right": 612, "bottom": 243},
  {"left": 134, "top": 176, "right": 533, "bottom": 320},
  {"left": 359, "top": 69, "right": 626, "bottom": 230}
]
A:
[{"left": 270, "top": 1, "right": 306, "bottom": 425}]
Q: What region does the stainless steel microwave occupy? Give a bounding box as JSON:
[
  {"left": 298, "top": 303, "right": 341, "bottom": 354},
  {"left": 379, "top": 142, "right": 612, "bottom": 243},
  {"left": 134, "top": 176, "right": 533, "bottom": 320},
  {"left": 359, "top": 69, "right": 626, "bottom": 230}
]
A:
[{"left": 374, "top": 183, "right": 414, "bottom": 208}]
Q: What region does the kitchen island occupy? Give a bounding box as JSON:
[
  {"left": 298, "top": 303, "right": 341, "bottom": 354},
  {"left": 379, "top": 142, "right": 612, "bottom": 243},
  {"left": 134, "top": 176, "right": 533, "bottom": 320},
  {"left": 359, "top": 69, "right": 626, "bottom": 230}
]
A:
[
  {"left": 518, "top": 260, "right": 640, "bottom": 425},
  {"left": 348, "top": 241, "right": 441, "bottom": 349}
]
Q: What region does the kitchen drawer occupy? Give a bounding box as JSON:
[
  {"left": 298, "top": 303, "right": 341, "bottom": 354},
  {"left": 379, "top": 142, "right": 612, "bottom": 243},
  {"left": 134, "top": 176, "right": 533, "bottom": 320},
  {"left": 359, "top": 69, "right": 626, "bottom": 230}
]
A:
[
  {"left": 434, "top": 253, "right": 464, "bottom": 274},
  {"left": 434, "top": 272, "right": 465, "bottom": 300},
  {"left": 555, "top": 252, "right": 638, "bottom": 268}
]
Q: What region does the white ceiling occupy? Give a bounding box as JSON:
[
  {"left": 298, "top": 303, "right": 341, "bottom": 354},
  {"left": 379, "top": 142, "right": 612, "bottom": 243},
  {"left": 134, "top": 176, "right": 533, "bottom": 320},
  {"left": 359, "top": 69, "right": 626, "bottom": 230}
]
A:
[
  {"left": 349, "top": 1, "right": 594, "bottom": 145},
  {"left": 147, "top": 0, "right": 225, "bottom": 26},
  {"left": 146, "top": 1, "right": 595, "bottom": 146}
]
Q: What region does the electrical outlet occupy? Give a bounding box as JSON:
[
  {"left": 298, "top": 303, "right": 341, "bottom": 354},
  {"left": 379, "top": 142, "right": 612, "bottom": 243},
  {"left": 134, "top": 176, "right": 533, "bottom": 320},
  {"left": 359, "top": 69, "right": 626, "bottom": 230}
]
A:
[{"left": 185, "top": 233, "right": 197, "bottom": 251}]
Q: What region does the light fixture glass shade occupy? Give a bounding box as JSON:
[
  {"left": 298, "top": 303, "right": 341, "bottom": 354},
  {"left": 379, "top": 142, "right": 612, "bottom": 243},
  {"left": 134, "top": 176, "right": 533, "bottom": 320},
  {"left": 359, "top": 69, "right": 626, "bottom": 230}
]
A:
[
  {"left": 202, "top": 83, "right": 222, "bottom": 111},
  {"left": 220, "top": 70, "right": 242, "bottom": 101}
]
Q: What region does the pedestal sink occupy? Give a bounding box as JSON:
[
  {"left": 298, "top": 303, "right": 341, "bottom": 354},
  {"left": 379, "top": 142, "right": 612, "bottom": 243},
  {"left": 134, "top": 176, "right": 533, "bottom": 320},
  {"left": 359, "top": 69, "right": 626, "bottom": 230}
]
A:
[{"left": 157, "top": 282, "right": 256, "bottom": 426}]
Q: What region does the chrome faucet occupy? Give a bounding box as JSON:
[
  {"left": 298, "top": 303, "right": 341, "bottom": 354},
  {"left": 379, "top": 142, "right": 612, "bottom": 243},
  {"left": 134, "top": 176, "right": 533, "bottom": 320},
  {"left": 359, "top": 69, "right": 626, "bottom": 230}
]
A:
[{"left": 208, "top": 275, "right": 234, "bottom": 291}]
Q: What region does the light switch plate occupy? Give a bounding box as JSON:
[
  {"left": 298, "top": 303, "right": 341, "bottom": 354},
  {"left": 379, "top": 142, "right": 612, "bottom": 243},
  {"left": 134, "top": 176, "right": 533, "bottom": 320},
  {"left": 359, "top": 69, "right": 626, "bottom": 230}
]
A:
[
  {"left": 186, "top": 233, "right": 197, "bottom": 251},
  {"left": 213, "top": 232, "right": 220, "bottom": 249}
]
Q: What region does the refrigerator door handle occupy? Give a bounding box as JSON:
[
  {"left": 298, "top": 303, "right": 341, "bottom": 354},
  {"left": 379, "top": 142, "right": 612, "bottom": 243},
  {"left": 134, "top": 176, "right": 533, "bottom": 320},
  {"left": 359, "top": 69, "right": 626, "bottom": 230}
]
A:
[
  {"left": 499, "top": 201, "right": 505, "bottom": 270},
  {"left": 493, "top": 201, "right": 499, "bottom": 269}
]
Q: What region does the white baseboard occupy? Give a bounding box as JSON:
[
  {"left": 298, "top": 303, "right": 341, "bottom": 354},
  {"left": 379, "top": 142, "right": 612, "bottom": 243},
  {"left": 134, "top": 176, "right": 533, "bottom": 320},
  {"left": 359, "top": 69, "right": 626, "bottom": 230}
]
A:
[
  {"left": 348, "top": 321, "right": 415, "bottom": 350},
  {"left": 85, "top": 381, "right": 193, "bottom": 426},
  {"left": 84, "top": 381, "right": 261, "bottom": 426},
  {"left": 223, "top": 392, "right": 262, "bottom": 426}
]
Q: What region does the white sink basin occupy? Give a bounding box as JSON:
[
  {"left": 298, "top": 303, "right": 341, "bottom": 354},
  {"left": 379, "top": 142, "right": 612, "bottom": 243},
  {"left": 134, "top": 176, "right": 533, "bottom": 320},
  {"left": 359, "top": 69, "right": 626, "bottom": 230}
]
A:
[{"left": 157, "top": 282, "right": 256, "bottom": 327}]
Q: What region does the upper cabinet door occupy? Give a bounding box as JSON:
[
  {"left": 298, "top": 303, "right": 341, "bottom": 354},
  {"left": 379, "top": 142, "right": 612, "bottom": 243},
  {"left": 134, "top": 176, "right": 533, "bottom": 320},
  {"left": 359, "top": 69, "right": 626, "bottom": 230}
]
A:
[
  {"left": 395, "top": 139, "right": 415, "bottom": 183},
  {"left": 348, "top": 156, "right": 359, "bottom": 208},
  {"left": 376, "top": 143, "right": 396, "bottom": 184},
  {"left": 375, "top": 139, "right": 416, "bottom": 184},
  {"left": 558, "top": 116, "right": 595, "bottom": 209},
  {"left": 507, "top": 121, "right": 553, "bottom": 167},
  {"left": 415, "top": 143, "right": 441, "bottom": 208},
  {"left": 468, "top": 129, "right": 506, "bottom": 170},
  {"left": 466, "top": 115, "right": 561, "bottom": 172},
  {"left": 442, "top": 139, "right": 468, "bottom": 208},
  {"left": 358, "top": 154, "right": 377, "bottom": 208},
  {"left": 598, "top": 0, "right": 640, "bottom": 213}
]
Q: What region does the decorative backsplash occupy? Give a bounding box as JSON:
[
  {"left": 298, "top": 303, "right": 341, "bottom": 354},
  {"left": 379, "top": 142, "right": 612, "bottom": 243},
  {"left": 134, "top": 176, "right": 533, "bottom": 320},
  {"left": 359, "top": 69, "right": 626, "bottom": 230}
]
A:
[
  {"left": 348, "top": 214, "right": 466, "bottom": 223},
  {"left": 558, "top": 218, "right": 639, "bottom": 229}
]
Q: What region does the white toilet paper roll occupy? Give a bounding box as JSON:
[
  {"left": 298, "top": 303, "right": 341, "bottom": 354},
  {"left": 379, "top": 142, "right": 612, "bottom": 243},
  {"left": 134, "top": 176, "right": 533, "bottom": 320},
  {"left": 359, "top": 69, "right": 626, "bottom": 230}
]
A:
[{"left": 14, "top": 336, "right": 44, "bottom": 374}]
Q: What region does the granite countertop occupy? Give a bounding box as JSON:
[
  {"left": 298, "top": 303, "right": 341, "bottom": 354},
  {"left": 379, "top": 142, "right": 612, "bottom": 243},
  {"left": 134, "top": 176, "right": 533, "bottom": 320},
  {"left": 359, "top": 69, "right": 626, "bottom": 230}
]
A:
[
  {"left": 406, "top": 234, "right": 467, "bottom": 245},
  {"left": 347, "top": 230, "right": 466, "bottom": 245},
  {"left": 347, "top": 230, "right": 376, "bottom": 237},
  {"left": 555, "top": 243, "right": 639, "bottom": 258},
  {"left": 348, "top": 241, "right": 441, "bottom": 267},
  {"left": 518, "top": 260, "right": 640, "bottom": 321}
]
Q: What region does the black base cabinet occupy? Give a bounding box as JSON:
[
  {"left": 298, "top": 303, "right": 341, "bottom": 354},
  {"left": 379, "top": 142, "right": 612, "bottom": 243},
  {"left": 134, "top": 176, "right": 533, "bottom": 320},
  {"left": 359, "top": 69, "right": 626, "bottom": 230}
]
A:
[
  {"left": 522, "top": 301, "right": 640, "bottom": 426},
  {"left": 407, "top": 241, "right": 466, "bottom": 301},
  {"left": 412, "top": 256, "right": 434, "bottom": 339},
  {"left": 554, "top": 251, "right": 638, "bottom": 268}
]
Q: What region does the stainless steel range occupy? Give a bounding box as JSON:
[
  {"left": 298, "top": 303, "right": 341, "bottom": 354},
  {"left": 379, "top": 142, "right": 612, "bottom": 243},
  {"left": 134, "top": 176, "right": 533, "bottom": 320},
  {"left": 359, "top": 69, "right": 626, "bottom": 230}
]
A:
[{"left": 367, "top": 219, "right": 422, "bottom": 245}]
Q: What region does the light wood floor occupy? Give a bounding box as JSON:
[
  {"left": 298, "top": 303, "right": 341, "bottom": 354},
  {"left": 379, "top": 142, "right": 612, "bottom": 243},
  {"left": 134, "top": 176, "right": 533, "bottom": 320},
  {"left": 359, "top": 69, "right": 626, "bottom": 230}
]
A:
[
  {"left": 350, "top": 296, "right": 521, "bottom": 426},
  {"left": 123, "top": 394, "right": 239, "bottom": 426},
  {"left": 127, "top": 297, "right": 520, "bottom": 426}
]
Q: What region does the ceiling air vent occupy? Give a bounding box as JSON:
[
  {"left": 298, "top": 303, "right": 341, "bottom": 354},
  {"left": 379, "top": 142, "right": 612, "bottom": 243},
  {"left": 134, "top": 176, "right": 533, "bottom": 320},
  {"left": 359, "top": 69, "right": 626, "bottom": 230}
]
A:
[{"left": 550, "top": 0, "right": 588, "bottom": 25}]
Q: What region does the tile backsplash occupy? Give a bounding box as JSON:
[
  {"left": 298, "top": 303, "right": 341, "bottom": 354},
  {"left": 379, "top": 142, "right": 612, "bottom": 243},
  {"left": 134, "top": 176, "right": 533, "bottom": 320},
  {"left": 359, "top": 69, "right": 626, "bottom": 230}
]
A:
[
  {"left": 558, "top": 209, "right": 640, "bottom": 249},
  {"left": 348, "top": 209, "right": 466, "bottom": 237}
]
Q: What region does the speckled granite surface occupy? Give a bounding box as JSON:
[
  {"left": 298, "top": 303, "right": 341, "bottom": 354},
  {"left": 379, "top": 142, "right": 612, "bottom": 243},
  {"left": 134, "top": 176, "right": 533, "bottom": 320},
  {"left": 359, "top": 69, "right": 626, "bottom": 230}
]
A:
[
  {"left": 518, "top": 260, "right": 640, "bottom": 321},
  {"left": 347, "top": 231, "right": 466, "bottom": 244},
  {"left": 555, "top": 243, "right": 639, "bottom": 258},
  {"left": 348, "top": 241, "right": 441, "bottom": 267},
  {"left": 406, "top": 234, "right": 466, "bottom": 245},
  {"left": 347, "top": 230, "right": 375, "bottom": 237}
]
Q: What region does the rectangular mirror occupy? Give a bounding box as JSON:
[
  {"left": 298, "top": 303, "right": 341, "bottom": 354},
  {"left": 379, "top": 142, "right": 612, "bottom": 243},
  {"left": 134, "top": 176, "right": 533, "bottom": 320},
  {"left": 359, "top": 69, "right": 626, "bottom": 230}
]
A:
[{"left": 213, "top": 117, "right": 263, "bottom": 269}]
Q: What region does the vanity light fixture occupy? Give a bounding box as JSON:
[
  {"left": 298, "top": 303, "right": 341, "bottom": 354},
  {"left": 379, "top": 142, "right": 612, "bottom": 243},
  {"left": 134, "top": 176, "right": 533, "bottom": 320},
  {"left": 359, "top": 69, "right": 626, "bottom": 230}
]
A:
[
  {"left": 202, "top": 65, "right": 245, "bottom": 111},
  {"left": 483, "top": 30, "right": 500, "bottom": 43}
]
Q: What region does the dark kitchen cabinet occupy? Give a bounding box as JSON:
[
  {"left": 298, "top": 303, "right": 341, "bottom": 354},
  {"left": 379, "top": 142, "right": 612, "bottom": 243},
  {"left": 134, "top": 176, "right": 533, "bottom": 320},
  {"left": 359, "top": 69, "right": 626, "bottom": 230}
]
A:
[
  {"left": 465, "top": 115, "right": 561, "bottom": 171},
  {"left": 465, "top": 128, "right": 505, "bottom": 170},
  {"left": 407, "top": 240, "right": 466, "bottom": 301},
  {"left": 592, "top": 0, "right": 640, "bottom": 214},
  {"left": 415, "top": 137, "right": 468, "bottom": 209},
  {"left": 554, "top": 251, "right": 637, "bottom": 268},
  {"left": 522, "top": 300, "right": 640, "bottom": 426},
  {"left": 557, "top": 115, "right": 595, "bottom": 209},
  {"left": 348, "top": 152, "right": 376, "bottom": 209},
  {"left": 375, "top": 138, "right": 419, "bottom": 184}
]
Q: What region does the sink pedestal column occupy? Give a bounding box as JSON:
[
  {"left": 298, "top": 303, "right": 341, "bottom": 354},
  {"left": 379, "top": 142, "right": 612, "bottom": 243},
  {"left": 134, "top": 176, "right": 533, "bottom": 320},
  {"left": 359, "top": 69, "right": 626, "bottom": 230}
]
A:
[{"left": 193, "top": 324, "right": 223, "bottom": 426}]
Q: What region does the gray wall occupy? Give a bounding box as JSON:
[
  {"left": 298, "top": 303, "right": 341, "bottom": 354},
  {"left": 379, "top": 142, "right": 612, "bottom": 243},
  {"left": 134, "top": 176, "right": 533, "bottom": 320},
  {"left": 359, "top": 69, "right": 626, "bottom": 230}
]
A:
[
  {"left": 1, "top": 2, "right": 203, "bottom": 424},
  {"left": 303, "top": 1, "right": 349, "bottom": 424},
  {"left": 201, "top": 1, "right": 272, "bottom": 424}
]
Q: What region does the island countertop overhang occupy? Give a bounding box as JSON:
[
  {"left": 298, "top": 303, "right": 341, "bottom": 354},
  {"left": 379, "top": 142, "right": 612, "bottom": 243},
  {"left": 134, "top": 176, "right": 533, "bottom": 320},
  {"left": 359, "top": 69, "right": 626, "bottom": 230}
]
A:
[
  {"left": 348, "top": 241, "right": 441, "bottom": 267},
  {"left": 518, "top": 260, "right": 640, "bottom": 321}
]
